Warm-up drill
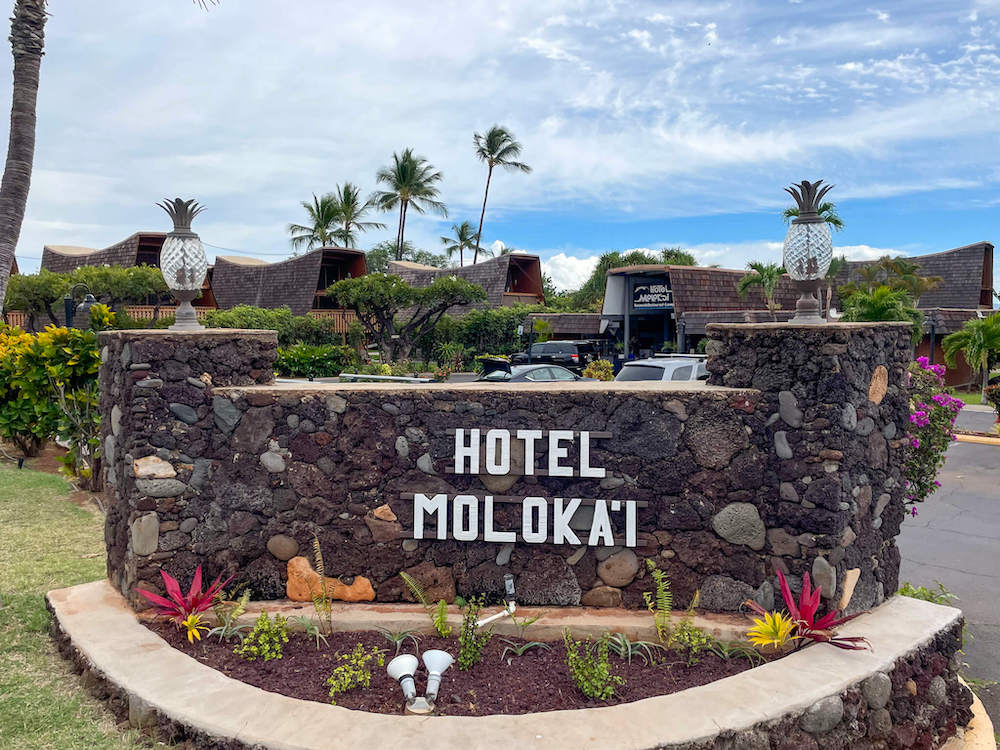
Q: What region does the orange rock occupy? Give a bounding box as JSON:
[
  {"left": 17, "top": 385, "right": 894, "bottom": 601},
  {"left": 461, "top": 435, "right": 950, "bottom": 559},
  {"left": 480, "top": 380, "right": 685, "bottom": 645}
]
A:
[
  {"left": 372, "top": 503, "right": 397, "bottom": 522},
  {"left": 285, "top": 556, "right": 375, "bottom": 602}
]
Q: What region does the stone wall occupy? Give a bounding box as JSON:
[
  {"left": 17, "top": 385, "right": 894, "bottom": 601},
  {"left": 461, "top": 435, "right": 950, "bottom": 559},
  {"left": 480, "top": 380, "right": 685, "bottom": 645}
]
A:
[{"left": 99, "top": 323, "right": 913, "bottom": 612}]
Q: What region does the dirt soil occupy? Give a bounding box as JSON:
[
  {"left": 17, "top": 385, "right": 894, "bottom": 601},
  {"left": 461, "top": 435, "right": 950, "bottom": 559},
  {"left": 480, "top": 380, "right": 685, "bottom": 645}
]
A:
[{"left": 149, "top": 622, "right": 762, "bottom": 716}]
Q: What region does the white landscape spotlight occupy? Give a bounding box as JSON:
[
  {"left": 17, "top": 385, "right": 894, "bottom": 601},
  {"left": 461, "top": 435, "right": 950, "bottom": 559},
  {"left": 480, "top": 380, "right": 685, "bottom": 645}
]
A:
[
  {"left": 386, "top": 653, "right": 418, "bottom": 703},
  {"left": 422, "top": 649, "right": 455, "bottom": 705}
]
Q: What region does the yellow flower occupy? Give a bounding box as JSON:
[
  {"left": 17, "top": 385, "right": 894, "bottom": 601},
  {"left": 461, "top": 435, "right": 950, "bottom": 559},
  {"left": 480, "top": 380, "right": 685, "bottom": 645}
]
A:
[
  {"left": 747, "top": 610, "right": 797, "bottom": 649},
  {"left": 181, "top": 614, "right": 209, "bottom": 644}
]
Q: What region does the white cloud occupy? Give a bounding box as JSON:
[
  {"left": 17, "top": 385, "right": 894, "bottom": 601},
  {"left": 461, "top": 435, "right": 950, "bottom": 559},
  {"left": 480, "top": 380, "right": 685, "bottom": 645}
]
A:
[{"left": 543, "top": 252, "right": 601, "bottom": 291}]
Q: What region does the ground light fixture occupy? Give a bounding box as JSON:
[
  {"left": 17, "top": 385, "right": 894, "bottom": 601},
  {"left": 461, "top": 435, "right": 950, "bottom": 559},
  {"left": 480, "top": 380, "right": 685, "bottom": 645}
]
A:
[
  {"left": 422, "top": 649, "right": 454, "bottom": 705},
  {"left": 157, "top": 197, "right": 208, "bottom": 331},
  {"left": 783, "top": 179, "right": 834, "bottom": 324},
  {"left": 386, "top": 653, "right": 418, "bottom": 703}
]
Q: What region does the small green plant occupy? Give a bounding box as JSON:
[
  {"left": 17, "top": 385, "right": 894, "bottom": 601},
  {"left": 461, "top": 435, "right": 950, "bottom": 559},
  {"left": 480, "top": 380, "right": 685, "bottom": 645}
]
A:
[
  {"left": 507, "top": 610, "right": 542, "bottom": 639},
  {"left": 208, "top": 588, "right": 251, "bottom": 642},
  {"left": 642, "top": 559, "right": 672, "bottom": 643},
  {"left": 563, "top": 630, "right": 624, "bottom": 701},
  {"left": 377, "top": 627, "right": 422, "bottom": 655},
  {"left": 707, "top": 639, "right": 766, "bottom": 666},
  {"left": 294, "top": 615, "right": 329, "bottom": 650},
  {"left": 234, "top": 612, "right": 289, "bottom": 661},
  {"left": 400, "top": 571, "right": 452, "bottom": 637},
  {"left": 581, "top": 359, "right": 614, "bottom": 381},
  {"left": 326, "top": 643, "right": 386, "bottom": 705},
  {"left": 605, "top": 632, "right": 664, "bottom": 666},
  {"left": 499, "top": 638, "right": 550, "bottom": 664},
  {"left": 669, "top": 591, "right": 713, "bottom": 666},
  {"left": 457, "top": 596, "right": 493, "bottom": 671},
  {"left": 898, "top": 581, "right": 959, "bottom": 606}
]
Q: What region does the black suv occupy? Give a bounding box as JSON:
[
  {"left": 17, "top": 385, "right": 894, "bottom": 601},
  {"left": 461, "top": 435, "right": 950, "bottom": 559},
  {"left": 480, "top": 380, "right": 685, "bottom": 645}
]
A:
[{"left": 510, "top": 340, "right": 598, "bottom": 373}]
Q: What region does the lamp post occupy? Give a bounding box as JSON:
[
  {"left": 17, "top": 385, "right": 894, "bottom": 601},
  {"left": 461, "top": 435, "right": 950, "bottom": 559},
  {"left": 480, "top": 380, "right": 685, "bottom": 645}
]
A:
[
  {"left": 63, "top": 283, "right": 97, "bottom": 329},
  {"left": 157, "top": 198, "right": 208, "bottom": 331},
  {"left": 783, "top": 180, "right": 834, "bottom": 324}
]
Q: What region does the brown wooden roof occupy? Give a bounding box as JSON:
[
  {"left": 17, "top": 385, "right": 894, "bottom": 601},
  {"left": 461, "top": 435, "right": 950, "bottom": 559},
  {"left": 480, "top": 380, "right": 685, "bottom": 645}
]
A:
[
  {"left": 212, "top": 247, "right": 366, "bottom": 316},
  {"left": 388, "top": 253, "right": 544, "bottom": 315},
  {"left": 41, "top": 233, "right": 167, "bottom": 273}
]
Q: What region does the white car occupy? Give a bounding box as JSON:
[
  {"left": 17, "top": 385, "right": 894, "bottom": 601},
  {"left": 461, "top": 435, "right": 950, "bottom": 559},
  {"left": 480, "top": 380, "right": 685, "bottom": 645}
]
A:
[{"left": 614, "top": 356, "right": 709, "bottom": 382}]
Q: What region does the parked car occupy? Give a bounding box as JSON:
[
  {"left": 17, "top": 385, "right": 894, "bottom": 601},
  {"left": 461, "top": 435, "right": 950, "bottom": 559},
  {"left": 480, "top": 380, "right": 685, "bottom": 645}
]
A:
[
  {"left": 510, "top": 340, "right": 598, "bottom": 372},
  {"left": 478, "top": 359, "right": 596, "bottom": 383},
  {"left": 614, "top": 355, "right": 709, "bottom": 382}
]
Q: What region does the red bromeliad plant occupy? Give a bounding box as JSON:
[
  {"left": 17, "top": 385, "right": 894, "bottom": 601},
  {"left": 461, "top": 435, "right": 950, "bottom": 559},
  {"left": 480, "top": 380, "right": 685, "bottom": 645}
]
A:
[
  {"left": 745, "top": 570, "right": 870, "bottom": 651},
  {"left": 137, "top": 566, "right": 232, "bottom": 624}
]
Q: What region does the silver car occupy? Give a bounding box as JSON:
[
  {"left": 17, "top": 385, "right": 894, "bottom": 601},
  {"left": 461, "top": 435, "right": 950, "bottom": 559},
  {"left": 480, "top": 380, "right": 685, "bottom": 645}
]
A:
[{"left": 614, "top": 356, "right": 709, "bottom": 382}]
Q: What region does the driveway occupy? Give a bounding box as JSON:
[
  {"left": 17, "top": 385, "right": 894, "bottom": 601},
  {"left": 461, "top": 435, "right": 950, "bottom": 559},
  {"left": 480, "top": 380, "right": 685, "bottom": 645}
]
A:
[{"left": 897, "top": 408, "right": 1000, "bottom": 723}]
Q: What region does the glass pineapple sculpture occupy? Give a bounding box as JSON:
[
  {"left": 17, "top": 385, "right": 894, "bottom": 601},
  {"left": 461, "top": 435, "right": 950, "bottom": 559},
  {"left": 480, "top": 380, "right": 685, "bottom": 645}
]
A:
[
  {"left": 782, "top": 180, "right": 834, "bottom": 281},
  {"left": 158, "top": 198, "right": 207, "bottom": 330}
]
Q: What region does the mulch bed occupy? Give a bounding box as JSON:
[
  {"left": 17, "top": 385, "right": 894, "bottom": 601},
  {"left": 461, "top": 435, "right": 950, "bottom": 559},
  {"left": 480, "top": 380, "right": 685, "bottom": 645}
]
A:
[{"left": 148, "top": 621, "right": 763, "bottom": 716}]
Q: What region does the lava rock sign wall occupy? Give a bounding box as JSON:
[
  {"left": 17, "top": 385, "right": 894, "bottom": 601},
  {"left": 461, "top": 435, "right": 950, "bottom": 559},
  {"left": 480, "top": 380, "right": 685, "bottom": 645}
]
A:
[{"left": 99, "top": 322, "right": 913, "bottom": 612}]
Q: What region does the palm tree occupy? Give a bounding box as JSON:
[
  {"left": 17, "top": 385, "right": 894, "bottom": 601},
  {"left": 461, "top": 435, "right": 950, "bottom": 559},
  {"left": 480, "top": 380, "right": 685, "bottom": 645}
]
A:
[
  {"left": 373, "top": 149, "right": 447, "bottom": 260},
  {"left": 942, "top": 312, "right": 1000, "bottom": 403},
  {"left": 782, "top": 201, "right": 844, "bottom": 231},
  {"left": 440, "top": 221, "right": 478, "bottom": 267},
  {"left": 737, "top": 261, "right": 786, "bottom": 321},
  {"left": 330, "top": 183, "right": 384, "bottom": 248},
  {"left": 288, "top": 193, "right": 342, "bottom": 252},
  {"left": 472, "top": 126, "right": 531, "bottom": 264},
  {"left": 0, "top": 0, "right": 47, "bottom": 312},
  {"left": 840, "top": 285, "right": 923, "bottom": 344}
]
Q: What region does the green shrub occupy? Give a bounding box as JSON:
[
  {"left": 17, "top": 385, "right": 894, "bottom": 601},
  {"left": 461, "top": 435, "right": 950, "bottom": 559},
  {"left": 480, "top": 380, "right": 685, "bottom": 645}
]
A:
[
  {"left": 457, "top": 596, "right": 492, "bottom": 671},
  {"left": 0, "top": 324, "right": 101, "bottom": 484},
  {"left": 275, "top": 343, "right": 357, "bottom": 378},
  {"left": 234, "top": 612, "right": 289, "bottom": 661},
  {"left": 898, "top": 581, "right": 958, "bottom": 605},
  {"left": 563, "top": 630, "right": 624, "bottom": 701},
  {"left": 204, "top": 305, "right": 344, "bottom": 347},
  {"left": 326, "top": 644, "right": 386, "bottom": 705},
  {"left": 985, "top": 384, "right": 1000, "bottom": 418},
  {"left": 582, "top": 359, "right": 614, "bottom": 381}
]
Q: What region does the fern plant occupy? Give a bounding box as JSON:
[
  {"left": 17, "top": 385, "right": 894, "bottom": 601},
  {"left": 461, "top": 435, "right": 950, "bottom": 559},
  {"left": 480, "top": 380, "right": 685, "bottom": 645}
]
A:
[
  {"left": 642, "top": 559, "right": 672, "bottom": 643},
  {"left": 311, "top": 535, "right": 333, "bottom": 635},
  {"left": 400, "top": 571, "right": 452, "bottom": 637}
]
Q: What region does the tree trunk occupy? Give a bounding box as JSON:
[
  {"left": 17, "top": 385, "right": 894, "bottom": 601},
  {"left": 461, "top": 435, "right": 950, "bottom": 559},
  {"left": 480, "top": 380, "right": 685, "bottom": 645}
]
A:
[
  {"left": 474, "top": 164, "right": 493, "bottom": 264},
  {"left": 982, "top": 366, "right": 989, "bottom": 405},
  {"left": 399, "top": 201, "right": 409, "bottom": 255},
  {"left": 394, "top": 203, "right": 405, "bottom": 259},
  {"left": 0, "top": 1, "right": 46, "bottom": 310}
]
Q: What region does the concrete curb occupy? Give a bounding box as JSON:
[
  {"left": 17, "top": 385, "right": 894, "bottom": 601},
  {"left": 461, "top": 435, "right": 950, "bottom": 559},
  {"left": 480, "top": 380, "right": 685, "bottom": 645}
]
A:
[{"left": 49, "top": 580, "right": 972, "bottom": 750}]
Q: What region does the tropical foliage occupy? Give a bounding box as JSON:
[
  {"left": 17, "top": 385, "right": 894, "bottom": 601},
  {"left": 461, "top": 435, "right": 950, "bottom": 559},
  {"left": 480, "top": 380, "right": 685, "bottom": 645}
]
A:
[
  {"left": 782, "top": 200, "right": 844, "bottom": 231},
  {"left": 440, "top": 220, "right": 478, "bottom": 267},
  {"left": 570, "top": 248, "right": 696, "bottom": 311},
  {"left": 581, "top": 359, "right": 614, "bottom": 380},
  {"left": 745, "top": 570, "right": 869, "bottom": 651},
  {"left": 373, "top": 148, "right": 447, "bottom": 257},
  {"left": 840, "top": 285, "right": 923, "bottom": 344},
  {"left": 288, "top": 193, "right": 343, "bottom": 251},
  {"left": 905, "top": 357, "right": 964, "bottom": 507},
  {"left": 274, "top": 343, "right": 358, "bottom": 378},
  {"left": 0, "top": 324, "right": 101, "bottom": 488},
  {"left": 364, "top": 239, "right": 448, "bottom": 273},
  {"left": 737, "top": 261, "right": 785, "bottom": 321},
  {"left": 747, "top": 610, "right": 796, "bottom": 650},
  {"left": 472, "top": 125, "right": 531, "bottom": 263},
  {"left": 136, "top": 566, "right": 232, "bottom": 625},
  {"left": 563, "top": 630, "right": 625, "bottom": 701},
  {"left": 329, "top": 182, "right": 385, "bottom": 248},
  {"left": 328, "top": 273, "right": 485, "bottom": 362},
  {"left": 942, "top": 312, "right": 1000, "bottom": 403}
]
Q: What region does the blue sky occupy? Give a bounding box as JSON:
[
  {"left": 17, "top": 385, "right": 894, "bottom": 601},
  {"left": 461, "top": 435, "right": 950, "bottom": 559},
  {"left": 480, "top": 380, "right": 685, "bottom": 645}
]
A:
[{"left": 6, "top": 0, "right": 999, "bottom": 295}]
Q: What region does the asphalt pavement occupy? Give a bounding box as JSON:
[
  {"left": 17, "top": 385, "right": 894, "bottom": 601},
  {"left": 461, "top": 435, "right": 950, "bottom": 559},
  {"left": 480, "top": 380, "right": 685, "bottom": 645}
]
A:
[{"left": 897, "top": 405, "right": 1000, "bottom": 724}]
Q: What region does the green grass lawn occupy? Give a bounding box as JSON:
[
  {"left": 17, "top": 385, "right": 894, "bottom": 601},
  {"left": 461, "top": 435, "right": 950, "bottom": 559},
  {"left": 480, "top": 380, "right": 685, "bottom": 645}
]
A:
[{"left": 0, "top": 463, "right": 147, "bottom": 749}]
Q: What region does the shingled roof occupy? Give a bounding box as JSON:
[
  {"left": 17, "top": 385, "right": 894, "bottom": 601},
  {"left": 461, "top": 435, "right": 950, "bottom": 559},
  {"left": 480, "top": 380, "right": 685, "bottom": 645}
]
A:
[
  {"left": 607, "top": 264, "right": 801, "bottom": 315},
  {"left": 388, "top": 253, "right": 544, "bottom": 315},
  {"left": 832, "top": 242, "right": 994, "bottom": 309},
  {"left": 41, "top": 233, "right": 167, "bottom": 274},
  {"left": 211, "top": 247, "right": 366, "bottom": 316}
]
